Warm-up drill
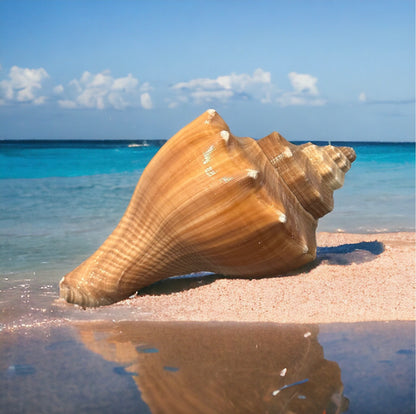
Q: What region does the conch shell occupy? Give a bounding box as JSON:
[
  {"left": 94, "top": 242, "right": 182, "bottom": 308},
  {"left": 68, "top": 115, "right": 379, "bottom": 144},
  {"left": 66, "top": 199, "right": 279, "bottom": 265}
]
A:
[{"left": 60, "top": 110, "right": 356, "bottom": 307}]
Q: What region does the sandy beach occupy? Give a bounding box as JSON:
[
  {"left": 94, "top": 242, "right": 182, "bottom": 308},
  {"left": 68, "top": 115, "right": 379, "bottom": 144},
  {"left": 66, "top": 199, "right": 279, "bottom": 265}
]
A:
[{"left": 110, "top": 232, "right": 416, "bottom": 324}]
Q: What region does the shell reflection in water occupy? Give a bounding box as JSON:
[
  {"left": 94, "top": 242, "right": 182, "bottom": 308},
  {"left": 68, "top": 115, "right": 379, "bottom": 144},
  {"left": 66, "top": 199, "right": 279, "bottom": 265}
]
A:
[
  {"left": 77, "top": 322, "right": 349, "bottom": 414},
  {"left": 60, "top": 110, "right": 356, "bottom": 307}
]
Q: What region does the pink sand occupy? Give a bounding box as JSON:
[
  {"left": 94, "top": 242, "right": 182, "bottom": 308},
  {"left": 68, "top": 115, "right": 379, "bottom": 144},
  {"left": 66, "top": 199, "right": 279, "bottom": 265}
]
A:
[{"left": 115, "top": 232, "right": 415, "bottom": 323}]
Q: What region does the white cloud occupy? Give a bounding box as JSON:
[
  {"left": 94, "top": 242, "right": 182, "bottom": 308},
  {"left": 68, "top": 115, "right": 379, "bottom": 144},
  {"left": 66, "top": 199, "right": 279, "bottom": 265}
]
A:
[
  {"left": 54, "top": 84, "right": 64, "bottom": 94},
  {"left": 0, "top": 64, "right": 327, "bottom": 110},
  {"left": 288, "top": 72, "right": 319, "bottom": 95},
  {"left": 112, "top": 73, "right": 139, "bottom": 91},
  {"left": 58, "top": 99, "right": 78, "bottom": 109},
  {"left": 277, "top": 72, "right": 326, "bottom": 107},
  {"left": 359, "top": 92, "right": 367, "bottom": 102},
  {"left": 140, "top": 92, "right": 153, "bottom": 109},
  {"left": 0, "top": 65, "right": 49, "bottom": 104},
  {"left": 33, "top": 96, "right": 47, "bottom": 105},
  {"left": 61, "top": 70, "right": 152, "bottom": 110},
  {"left": 169, "top": 68, "right": 326, "bottom": 108},
  {"left": 170, "top": 68, "right": 273, "bottom": 106},
  {"left": 191, "top": 89, "right": 234, "bottom": 104}
]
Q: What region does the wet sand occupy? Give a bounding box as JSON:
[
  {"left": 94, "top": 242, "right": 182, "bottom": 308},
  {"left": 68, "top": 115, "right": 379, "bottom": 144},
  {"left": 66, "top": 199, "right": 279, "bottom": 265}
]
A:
[{"left": 114, "top": 232, "right": 416, "bottom": 324}]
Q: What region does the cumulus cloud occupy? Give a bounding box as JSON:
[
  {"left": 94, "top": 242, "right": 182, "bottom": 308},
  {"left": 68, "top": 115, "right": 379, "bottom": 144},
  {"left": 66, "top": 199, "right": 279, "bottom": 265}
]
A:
[
  {"left": 0, "top": 64, "right": 327, "bottom": 110},
  {"left": 169, "top": 68, "right": 273, "bottom": 106},
  {"left": 288, "top": 72, "right": 319, "bottom": 95},
  {"left": 53, "top": 84, "right": 64, "bottom": 94},
  {"left": 140, "top": 92, "right": 153, "bottom": 109},
  {"left": 358, "top": 92, "right": 367, "bottom": 102},
  {"left": 169, "top": 68, "right": 326, "bottom": 108},
  {"left": 59, "top": 70, "right": 152, "bottom": 110},
  {"left": 57, "top": 99, "right": 77, "bottom": 109},
  {"left": 0, "top": 65, "right": 49, "bottom": 105},
  {"left": 277, "top": 72, "right": 326, "bottom": 107}
]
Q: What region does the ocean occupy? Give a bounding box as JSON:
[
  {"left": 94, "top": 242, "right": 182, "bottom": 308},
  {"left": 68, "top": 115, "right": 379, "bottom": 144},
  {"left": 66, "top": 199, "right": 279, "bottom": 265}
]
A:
[{"left": 0, "top": 140, "right": 415, "bottom": 413}]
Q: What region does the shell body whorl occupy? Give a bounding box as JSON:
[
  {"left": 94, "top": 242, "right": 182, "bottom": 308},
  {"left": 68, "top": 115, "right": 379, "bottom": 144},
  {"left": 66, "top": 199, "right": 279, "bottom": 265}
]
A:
[{"left": 60, "top": 110, "right": 356, "bottom": 307}]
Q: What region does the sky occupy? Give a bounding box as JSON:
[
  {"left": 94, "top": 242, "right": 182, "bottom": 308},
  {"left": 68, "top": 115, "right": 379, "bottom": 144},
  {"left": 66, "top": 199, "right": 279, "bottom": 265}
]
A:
[{"left": 0, "top": 0, "right": 414, "bottom": 141}]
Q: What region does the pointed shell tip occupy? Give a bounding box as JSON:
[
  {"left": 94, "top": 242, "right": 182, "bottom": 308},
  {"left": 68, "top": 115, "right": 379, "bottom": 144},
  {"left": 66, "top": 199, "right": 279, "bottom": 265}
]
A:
[{"left": 205, "top": 109, "right": 217, "bottom": 124}]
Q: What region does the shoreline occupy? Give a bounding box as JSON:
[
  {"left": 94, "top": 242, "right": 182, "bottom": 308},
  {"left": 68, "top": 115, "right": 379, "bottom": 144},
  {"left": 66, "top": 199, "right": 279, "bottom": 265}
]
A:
[
  {"left": 109, "top": 231, "right": 416, "bottom": 324},
  {"left": 1, "top": 232, "right": 415, "bottom": 332}
]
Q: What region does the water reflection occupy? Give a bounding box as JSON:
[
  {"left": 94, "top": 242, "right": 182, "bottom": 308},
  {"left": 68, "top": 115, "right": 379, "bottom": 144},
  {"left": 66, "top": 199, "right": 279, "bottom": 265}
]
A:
[{"left": 75, "top": 321, "right": 348, "bottom": 414}]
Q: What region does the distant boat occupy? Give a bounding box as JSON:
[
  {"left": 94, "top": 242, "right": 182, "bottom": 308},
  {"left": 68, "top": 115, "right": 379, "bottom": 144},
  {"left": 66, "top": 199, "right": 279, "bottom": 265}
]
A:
[{"left": 128, "top": 141, "right": 150, "bottom": 148}]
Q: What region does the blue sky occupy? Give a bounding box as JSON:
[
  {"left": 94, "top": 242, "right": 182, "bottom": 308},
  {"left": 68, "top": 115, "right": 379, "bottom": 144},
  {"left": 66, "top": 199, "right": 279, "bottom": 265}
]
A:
[{"left": 0, "top": 0, "right": 414, "bottom": 141}]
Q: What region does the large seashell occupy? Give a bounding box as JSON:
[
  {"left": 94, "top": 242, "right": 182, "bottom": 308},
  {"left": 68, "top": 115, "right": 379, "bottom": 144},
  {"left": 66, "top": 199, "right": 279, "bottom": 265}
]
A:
[{"left": 60, "top": 110, "right": 356, "bottom": 307}]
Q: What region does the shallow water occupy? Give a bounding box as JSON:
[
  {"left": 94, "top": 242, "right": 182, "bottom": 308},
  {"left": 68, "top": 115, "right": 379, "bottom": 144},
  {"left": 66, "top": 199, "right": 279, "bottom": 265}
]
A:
[{"left": 1, "top": 321, "right": 414, "bottom": 413}]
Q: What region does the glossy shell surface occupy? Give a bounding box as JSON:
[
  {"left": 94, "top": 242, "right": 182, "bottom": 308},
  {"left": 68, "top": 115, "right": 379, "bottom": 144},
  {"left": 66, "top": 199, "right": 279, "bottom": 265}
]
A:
[{"left": 60, "top": 110, "right": 356, "bottom": 307}]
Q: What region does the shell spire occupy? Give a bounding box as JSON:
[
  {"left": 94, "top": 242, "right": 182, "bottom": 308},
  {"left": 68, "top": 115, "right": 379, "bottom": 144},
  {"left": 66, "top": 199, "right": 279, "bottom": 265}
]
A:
[
  {"left": 257, "top": 132, "right": 355, "bottom": 219},
  {"left": 60, "top": 110, "right": 356, "bottom": 307}
]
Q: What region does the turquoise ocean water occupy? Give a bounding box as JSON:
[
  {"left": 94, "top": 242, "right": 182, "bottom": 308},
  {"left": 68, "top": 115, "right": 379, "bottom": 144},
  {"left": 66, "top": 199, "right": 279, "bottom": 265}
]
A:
[{"left": 0, "top": 140, "right": 414, "bottom": 413}]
